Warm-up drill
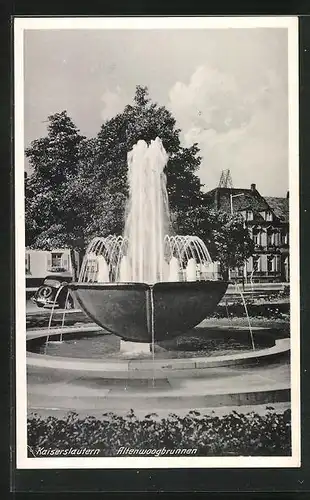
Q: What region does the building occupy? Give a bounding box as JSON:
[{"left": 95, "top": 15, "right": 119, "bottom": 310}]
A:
[
  {"left": 205, "top": 183, "right": 289, "bottom": 282},
  {"left": 25, "top": 248, "right": 80, "bottom": 289}
]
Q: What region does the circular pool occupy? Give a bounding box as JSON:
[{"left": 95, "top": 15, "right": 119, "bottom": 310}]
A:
[{"left": 27, "top": 325, "right": 276, "bottom": 361}]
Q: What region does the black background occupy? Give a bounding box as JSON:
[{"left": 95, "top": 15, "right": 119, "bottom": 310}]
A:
[{"left": 2, "top": 1, "right": 310, "bottom": 497}]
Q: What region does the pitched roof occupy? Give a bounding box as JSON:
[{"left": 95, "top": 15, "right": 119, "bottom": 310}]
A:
[
  {"left": 205, "top": 187, "right": 289, "bottom": 222},
  {"left": 264, "top": 196, "right": 289, "bottom": 222}
]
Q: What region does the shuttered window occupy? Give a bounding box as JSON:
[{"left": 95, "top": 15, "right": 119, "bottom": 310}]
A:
[
  {"left": 86, "top": 259, "right": 98, "bottom": 282},
  {"left": 266, "top": 228, "right": 273, "bottom": 246},
  {"left": 252, "top": 255, "right": 260, "bottom": 272},
  {"left": 260, "top": 230, "right": 267, "bottom": 247},
  {"left": 267, "top": 255, "right": 274, "bottom": 273},
  {"left": 284, "top": 232, "right": 289, "bottom": 245},
  {"left": 47, "top": 254, "right": 52, "bottom": 270},
  {"left": 275, "top": 255, "right": 281, "bottom": 272},
  {"left": 61, "top": 254, "right": 69, "bottom": 270},
  {"left": 51, "top": 253, "right": 62, "bottom": 268},
  {"left": 252, "top": 228, "right": 261, "bottom": 246},
  {"left": 261, "top": 254, "right": 268, "bottom": 272},
  {"left": 273, "top": 231, "right": 278, "bottom": 246},
  {"left": 25, "top": 253, "right": 30, "bottom": 274}
]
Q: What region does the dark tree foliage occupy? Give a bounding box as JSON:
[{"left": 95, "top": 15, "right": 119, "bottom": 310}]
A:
[
  {"left": 25, "top": 111, "right": 86, "bottom": 251},
  {"left": 87, "top": 85, "right": 203, "bottom": 215}
]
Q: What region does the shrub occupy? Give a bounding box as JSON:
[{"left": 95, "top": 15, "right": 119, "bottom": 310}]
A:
[
  {"left": 213, "top": 302, "right": 289, "bottom": 320},
  {"left": 27, "top": 408, "right": 291, "bottom": 457}
]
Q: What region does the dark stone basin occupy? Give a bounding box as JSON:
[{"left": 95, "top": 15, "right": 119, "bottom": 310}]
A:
[{"left": 69, "top": 281, "right": 229, "bottom": 343}]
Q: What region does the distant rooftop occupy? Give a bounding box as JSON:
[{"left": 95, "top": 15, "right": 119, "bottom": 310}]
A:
[{"left": 205, "top": 183, "right": 289, "bottom": 222}]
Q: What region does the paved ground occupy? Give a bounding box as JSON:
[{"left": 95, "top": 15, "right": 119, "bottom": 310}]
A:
[
  {"left": 28, "top": 401, "right": 290, "bottom": 421},
  {"left": 27, "top": 356, "right": 290, "bottom": 414}
]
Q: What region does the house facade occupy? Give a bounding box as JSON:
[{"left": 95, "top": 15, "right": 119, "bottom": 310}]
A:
[
  {"left": 25, "top": 248, "right": 80, "bottom": 288},
  {"left": 205, "top": 183, "right": 289, "bottom": 283}
]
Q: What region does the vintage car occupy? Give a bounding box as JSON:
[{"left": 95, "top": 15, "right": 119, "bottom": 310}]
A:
[{"left": 31, "top": 274, "right": 74, "bottom": 309}]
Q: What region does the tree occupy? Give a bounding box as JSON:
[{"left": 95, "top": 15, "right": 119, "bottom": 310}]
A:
[
  {"left": 25, "top": 111, "right": 86, "bottom": 277},
  {"left": 87, "top": 86, "right": 203, "bottom": 214},
  {"left": 173, "top": 206, "right": 255, "bottom": 278}
]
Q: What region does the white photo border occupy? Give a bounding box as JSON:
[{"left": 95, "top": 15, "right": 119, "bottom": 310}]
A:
[{"left": 14, "top": 15, "right": 300, "bottom": 469}]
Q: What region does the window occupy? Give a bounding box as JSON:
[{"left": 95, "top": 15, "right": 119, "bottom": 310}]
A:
[
  {"left": 252, "top": 229, "right": 260, "bottom": 246},
  {"left": 246, "top": 210, "right": 253, "bottom": 221},
  {"left": 51, "top": 252, "right": 63, "bottom": 268},
  {"left": 274, "top": 255, "right": 281, "bottom": 273},
  {"left": 267, "top": 255, "right": 274, "bottom": 273},
  {"left": 25, "top": 253, "right": 30, "bottom": 274},
  {"left": 273, "top": 230, "right": 280, "bottom": 246},
  {"left": 283, "top": 231, "right": 289, "bottom": 245},
  {"left": 62, "top": 255, "right": 69, "bottom": 270},
  {"left": 252, "top": 255, "right": 260, "bottom": 272},
  {"left": 267, "top": 228, "right": 274, "bottom": 247},
  {"left": 266, "top": 211, "right": 273, "bottom": 221},
  {"left": 86, "top": 259, "right": 98, "bottom": 282},
  {"left": 252, "top": 229, "right": 261, "bottom": 246}
]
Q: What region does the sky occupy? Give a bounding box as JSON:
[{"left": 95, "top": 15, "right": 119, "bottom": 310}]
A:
[{"left": 24, "top": 27, "right": 289, "bottom": 197}]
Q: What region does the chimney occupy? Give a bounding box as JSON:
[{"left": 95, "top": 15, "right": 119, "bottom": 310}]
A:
[
  {"left": 286, "top": 191, "right": 289, "bottom": 199},
  {"left": 251, "top": 183, "right": 256, "bottom": 191}
]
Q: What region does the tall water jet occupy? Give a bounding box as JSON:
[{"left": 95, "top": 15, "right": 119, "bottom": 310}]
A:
[{"left": 124, "top": 138, "right": 169, "bottom": 283}]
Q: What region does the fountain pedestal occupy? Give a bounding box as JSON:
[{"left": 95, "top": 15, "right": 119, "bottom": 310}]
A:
[{"left": 120, "top": 340, "right": 151, "bottom": 357}]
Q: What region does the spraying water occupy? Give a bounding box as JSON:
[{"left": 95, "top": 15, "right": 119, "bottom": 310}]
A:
[
  {"left": 125, "top": 138, "right": 169, "bottom": 283},
  {"left": 44, "top": 285, "right": 66, "bottom": 353}
]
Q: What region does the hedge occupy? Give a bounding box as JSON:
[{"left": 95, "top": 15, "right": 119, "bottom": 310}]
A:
[{"left": 27, "top": 408, "right": 291, "bottom": 457}]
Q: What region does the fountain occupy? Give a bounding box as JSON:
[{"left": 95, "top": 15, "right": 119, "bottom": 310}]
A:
[
  {"left": 69, "top": 138, "right": 228, "bottom": 350},
  {"left": 27, "top": 138, "right": 290, "bottom": 416}
]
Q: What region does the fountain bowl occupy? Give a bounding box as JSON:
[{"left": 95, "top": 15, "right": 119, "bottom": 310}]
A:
[{"left": 69, "top": 280, "right": 229, "bottom": 343}]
